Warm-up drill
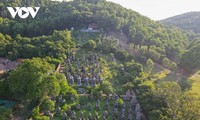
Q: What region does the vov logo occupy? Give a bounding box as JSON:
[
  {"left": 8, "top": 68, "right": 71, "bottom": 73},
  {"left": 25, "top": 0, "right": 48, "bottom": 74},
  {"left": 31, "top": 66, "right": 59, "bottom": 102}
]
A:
[{"left": 7, "top": 7, "right": 40, "bottom": 19}]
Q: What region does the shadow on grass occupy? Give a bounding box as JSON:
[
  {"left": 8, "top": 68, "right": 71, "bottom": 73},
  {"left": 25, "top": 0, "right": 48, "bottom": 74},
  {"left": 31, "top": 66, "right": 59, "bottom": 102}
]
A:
[{"left": 153, "top": 72, "right": 193, "bottom": 91}]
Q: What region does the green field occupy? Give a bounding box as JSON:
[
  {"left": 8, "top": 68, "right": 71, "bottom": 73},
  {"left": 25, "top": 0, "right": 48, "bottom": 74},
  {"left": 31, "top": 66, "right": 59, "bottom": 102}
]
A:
[
  {"left": 151, "top": 64, "right": 200, "bottom": 98},
  {"left": 185, "top": 71, "right": 200, "bottom": 97}
]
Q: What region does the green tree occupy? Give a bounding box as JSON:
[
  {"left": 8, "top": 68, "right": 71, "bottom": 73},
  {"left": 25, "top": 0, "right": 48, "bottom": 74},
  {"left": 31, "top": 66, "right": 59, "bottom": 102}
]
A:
[
  {"left": 40, "top": 99, "right": 55, "bottom": 112},
  {"left": 124, "top": 60, "right": 143, "bottom": 79},
  {"left": 139, "top": 46, "right": 148, "bottom": 54},
  {"left": 31, "top": 106, "right": 40, "bottom": 118},
  {"left": 98, "top": 80, "right": 114, "bottom": 94},
  {"left": 59, "top": 78, "right": 70, "bottom": 95},
  {"left": 0, "top": 107, "right": 12, "bottom": 120},
  {"left": 129, "top": 43, "right": 134, "bottom": 49},
  {"left": 154, "top": 82, "right": 200, "bottom": 120},
  {"left": 179, "top": 44, "right": 200, "bottom": 73},
  {"left": 6, "top": 58, "right": 60, "bottom": 100},
  {"left": 154, "top": 82, "right": 182, "bottom": 120},
  {"left": 180, "top": 96, "right": 200, "bottom": 120},
  {"left": 146, "top": 58, "right": 154, "bottom": 73},
  {"left": 117, "top": 98, "right": 124, "bottom": 107},
  {"left": 162, "top": 57, "right": 170, "bottom": 68},
  {"left": 122, "top": 82, "right": 135, "bottom": 91},
  {"left": 170, "top": 62, "right": 177, "bottom": 71},
  {"left": 148, "top": 49, "right": 161, "bottom": 61},
  {"left": 83, "top": 40, "right": 96, "bottom": 50},
  {"left": 114, "top": 50, "right": 128, "bottom": 61}
]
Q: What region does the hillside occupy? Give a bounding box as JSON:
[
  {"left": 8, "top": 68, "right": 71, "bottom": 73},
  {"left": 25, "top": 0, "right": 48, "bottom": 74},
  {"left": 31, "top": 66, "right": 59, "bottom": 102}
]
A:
[
  {"left": 0, "top": 0, "right": 200, "bottom": 120},
  {"left": 161, "top": 12, "right": 200, "bottom": 33},
  {"left": 0, "top": 0, "right": 188, "bottom": 60}
]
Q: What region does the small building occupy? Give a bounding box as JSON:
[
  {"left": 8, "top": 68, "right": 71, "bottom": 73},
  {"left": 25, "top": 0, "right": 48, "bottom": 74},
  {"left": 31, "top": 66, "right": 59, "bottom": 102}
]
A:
[
  {"left": 0, "top": 58, "right": 23, "bottom": 75},
  {"left": 81, "top": 23, "right": 100, "bottom": 33},
  {"left": 88, "top": 23, "right": 98, "bottom": 30}
]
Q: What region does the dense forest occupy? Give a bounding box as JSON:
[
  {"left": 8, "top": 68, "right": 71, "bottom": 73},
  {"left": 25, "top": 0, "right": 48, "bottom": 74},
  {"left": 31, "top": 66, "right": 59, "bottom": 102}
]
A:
[
  {"left": 0, "top": 0, "right": 200, "bottom": 120},
  {"left": 0, "top": 0, "right": 188, "bottom": 60},
  {"left": 0, "top": 30, "right": 75, "bottom": 60},
  {"left": 161, "top": 12, "right": 200, "bottom": 34}
]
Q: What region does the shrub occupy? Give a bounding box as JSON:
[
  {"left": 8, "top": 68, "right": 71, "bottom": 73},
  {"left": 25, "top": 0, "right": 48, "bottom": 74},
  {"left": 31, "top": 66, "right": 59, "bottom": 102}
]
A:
[
  {"left": 117, "top": 98, "right": 124, "bottom": 107},
  {"left": 40, "top": 99, "right": 55, "bottom": 112},
  {"left": 83, "top": 40, "right": 96, "bottom": 50}
]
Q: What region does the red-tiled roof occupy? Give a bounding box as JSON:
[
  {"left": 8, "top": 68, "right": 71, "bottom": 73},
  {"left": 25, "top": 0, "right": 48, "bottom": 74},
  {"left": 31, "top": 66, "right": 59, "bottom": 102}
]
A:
[{"left": 88, "top": 23, "right": 98, "bottom": 29}]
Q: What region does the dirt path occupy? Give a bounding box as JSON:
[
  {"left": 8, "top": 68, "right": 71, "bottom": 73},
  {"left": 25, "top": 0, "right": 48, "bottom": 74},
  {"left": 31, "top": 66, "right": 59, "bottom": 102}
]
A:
[
  {"left": 110, "top": 31, "right": 187, "bottom": 79},
  {"left": 108, "top": 31, "right": 139, "bottom": 57},
  {"left": 109, "top": 32, "right": 129, "bottom": 49}
]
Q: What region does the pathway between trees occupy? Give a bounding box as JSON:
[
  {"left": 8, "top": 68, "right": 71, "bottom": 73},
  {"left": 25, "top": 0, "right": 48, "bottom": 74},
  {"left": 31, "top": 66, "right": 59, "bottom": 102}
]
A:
[{"left": 109, "top": 31, "right": 186, "bottom": 82}]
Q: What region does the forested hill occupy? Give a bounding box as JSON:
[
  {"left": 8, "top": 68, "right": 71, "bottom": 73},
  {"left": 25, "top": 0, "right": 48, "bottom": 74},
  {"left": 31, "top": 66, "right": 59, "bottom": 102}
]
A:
[
  {"left": 0, "top": 0, "right": 188, "bottom": 61},
  {"left": 1, "top": 1, "right": 200, "bottom": 119},
  {"left": 161, "top": 12, "right": 200, "bottom": 34}
]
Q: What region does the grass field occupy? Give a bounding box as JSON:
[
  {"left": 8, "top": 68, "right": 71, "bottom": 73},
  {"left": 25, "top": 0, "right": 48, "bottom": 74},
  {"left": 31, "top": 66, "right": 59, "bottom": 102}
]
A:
[
  {"left": 151, "top": 64, "right": 171, "bottom": 83},
  {"left": 151, "top": 64, "right": 200, "bottom": 98},
  {"left": 185, "top": 71, "right": 200, "bottom": 97}
]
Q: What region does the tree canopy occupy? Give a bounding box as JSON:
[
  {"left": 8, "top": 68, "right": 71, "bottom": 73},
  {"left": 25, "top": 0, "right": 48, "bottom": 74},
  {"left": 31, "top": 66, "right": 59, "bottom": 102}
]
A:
[
  {"left": 0, "top": 0, "right": 188, "bottom": 60},
  {"left": 179, "top": 43, "right": 200, "bottom": 73},
  {"left": 1, "top": 58, "right": 75, "bottom": 101},
  {"left": 0, "top": 30, "right": 75, "bottom": 60}
]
